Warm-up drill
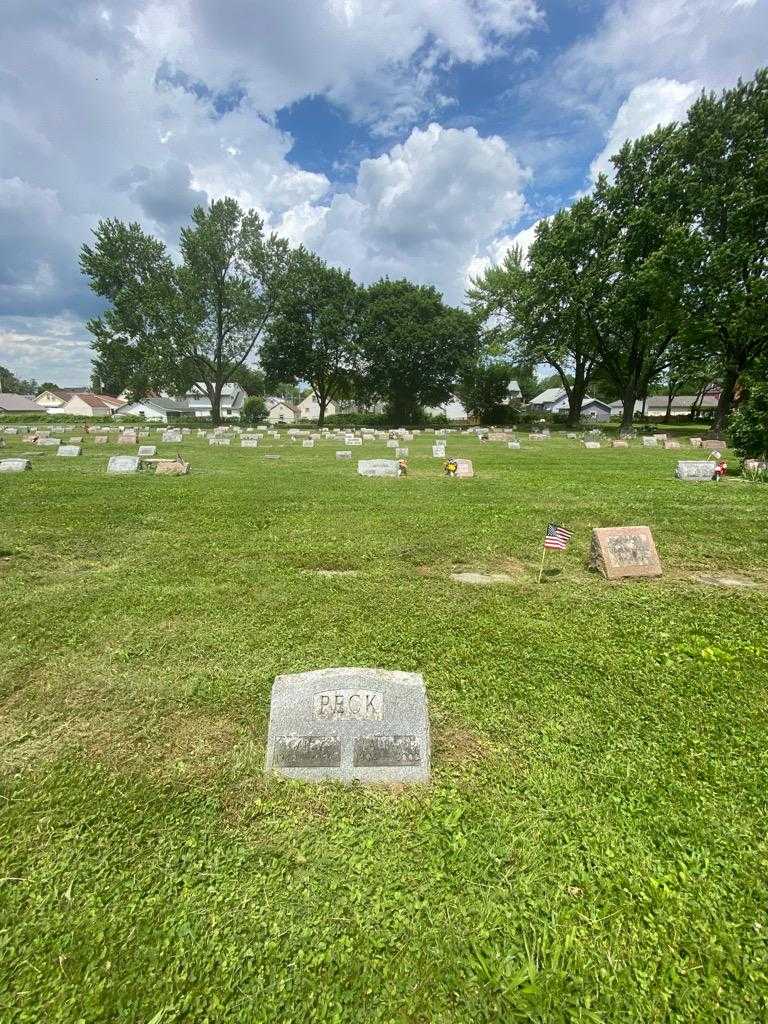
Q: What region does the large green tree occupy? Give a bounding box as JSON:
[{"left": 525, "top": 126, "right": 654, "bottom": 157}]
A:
[
  {"left": 260, "top": 250, "right": 360, "bottom": 427},
  {"left": 358, "top": 279, "right": 480, "bottom": 423},
  {"left": 81, "top": 199, "right": 293, "bottom": 423},
  {"left": 470, "top": 200, "right": 609, "bottom": 426},
  {"left": 675, "top": 71, "right": 768, "bottom": 435},
  {"left": 591, "top": 126, "right": 690, "bottom": 429}
]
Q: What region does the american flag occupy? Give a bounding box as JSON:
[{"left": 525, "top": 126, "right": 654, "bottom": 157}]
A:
[{"left": 544, "top": 523, "right": 573, "bottom": 550}]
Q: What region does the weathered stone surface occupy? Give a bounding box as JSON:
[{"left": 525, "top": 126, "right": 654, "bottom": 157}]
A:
[
  {"left": 138, "top": 445, "right": 156, "bottom": 457},
  {"left": 508, "top": 441, "right": 521, "bottom": 449},
  {"left": 642, "top": 436, "right": 658, "bottom": 448},
  {"left": 93, "top": 435, "right": 109, "bottom": 444},
  {"left": 611, "top": 440, "right": 629, "bottom": 448},
  {"left": 744, "top": 459, "right": 768, "bottom": 472},
  {"left": 454, "top": 458, "right": 474, "bottom": 478},
  {"left": 0, "top": 459, "right": 31, "bottom": 472},
  {"left": 589, "top": 526, "right": 662, "bottom": 580},
  {"left": 107, "top": 455, "right": 141, "bottom": 474},
  {"left": 264, "top": 454, "right": 281, "bottom": 460},
  {"left": 450, "top": 571, "right": 515, "bottom": 585},
  {"left": 432, "top": 445, "right": 446, "bottom": 458},
  {"left": 265, "top": 667, "right": 430, "bottom": 784},
  {"left": 357, "top": 459, "right": 399, "bottom": 478},
  {"left": 240, "top": 439, "right": 260, "bottom": 447},
  {"left": 38, "top": 437, "right": 60, "bottom": 447},
  {"left": 302, "top": 439, "right": 315, "bottom": 448},
  {"left": 57, "top": 445, "right": 81, "bottom": 457},
  {"left": 209, "top": 437, "right": 231, "bottom": 446},
  {"left": 336, "top": 451, "right": 352, "bottom": 459},
  {"left": 689, "top": 437, "right": 703, "bottom": 448},
  {"left": 676, "top": 460, "right": 716, "bottom": 482},
  {"left": 69, "top": 436, "right": 82, "bottom": 443},
  {"left": 162, "top": 430, "right": 182, "bottom": 442},
  {"left": 664, "top": 441, "right": 681, "bottom": 450},
  {"left": 155, "top": 459, "right": 190, "bottom": 475},
  {"left": 386, "top": 439, "right": 398, "bottom": 448},
  {"left": 583, "top": 441, "right": 601, "bottom": 449},
  {"left": 396, "top": 447, "right": 409, "bottom": 457},
  {"left": 118, "top": 433, "right": 137, "bottom": 445},
  {"left": 701, "top": 439, "right": 726, "bottom": 450}
]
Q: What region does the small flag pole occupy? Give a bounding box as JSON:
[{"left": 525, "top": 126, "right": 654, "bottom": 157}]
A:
[{"left": 538, "top": 544, "right": 547, "bottom": 584}]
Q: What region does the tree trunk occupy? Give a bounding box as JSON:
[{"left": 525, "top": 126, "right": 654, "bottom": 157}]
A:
[
  {"left": 317, "top": 394, "right": 327, "bottom": 428},
  {"left": 210, "top": 382, "right": 223, "bottom": 425},
  {"left": 621, "top": 384, "right": 637, "bottom": 431},
  {"left": 566, "top": 363, "right": 589, "bottom": 427},
  {"left": 664, "top": 391, "right": 674, "bottom": 423},
  {"left": 711, "top": 365, "right": 740, "bottom": 438}
]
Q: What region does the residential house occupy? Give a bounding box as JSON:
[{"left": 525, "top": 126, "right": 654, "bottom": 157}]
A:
[
  {"left": 114, "top": 397, "right": 189, "bottom": 422},
  {"left": 56, "top": 393, "right": 127, "bottom": 417},
  {"left": 643, "top": 394, "right": 720, "bottom": 418},
  {"left": 35, "top": 387, "right": 90, "bottom": 409},
  {"left": 529, "top": 389, "right": 611, "bottom": 421},
  {"left": 0, "top": 393, "right": 41, "bottom": 413},
  {"left": 424, "top": 396, "right": 469, "bottom": 421},
  {"left": 184, "top": 383, "right": 247, "bottom": 419},
  {"left": 265, "top": 397, "right": 298, "bottom": 425},
  {"left": 297, "top": 391, "right": 337, "bottom": 420}
]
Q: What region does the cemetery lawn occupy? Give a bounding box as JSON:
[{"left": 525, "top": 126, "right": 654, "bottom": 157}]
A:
[{"left": 2, "top": 430, "right": 768, "bottom": 1024}]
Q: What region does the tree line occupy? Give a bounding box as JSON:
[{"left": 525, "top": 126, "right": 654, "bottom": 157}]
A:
[
  {"left": 470, "top": 69, "right": 767, "bottom": 434},
  {"left": 81, "top": 69, "right": 766, "bottom": 432}
]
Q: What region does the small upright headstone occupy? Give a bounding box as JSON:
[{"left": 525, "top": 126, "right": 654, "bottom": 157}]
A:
[
  {"left": 664, "top": 440, "right": 681, "bottom": 450},
  {"left": 57, "top": 445, "right": 81, "bottom": 457},
  {"left": 138, "top": 445, "right": 156, "bottom": 457},
  {"left": 386, "top": 439, "right": 398, "bottom": 449},
  {"left": 642, "top": 436, "right": 658, "bottom": 448},
  {"left": 744, "top": 459, "right": 768, "bottom": 473},
  {"left": 162, "top": 430, "right": 182, "bottom": 443},
  {"left": 241, "top": 438, "right": 260, "bottom": 448},
  {"left": 689, "top": 437, "right": 703, "bottom": 448},
  {"left": 265, "top": 667, "right": 430, "bottom": 784},
  {"left": 0, "top": 459, "right": 31, "bottom": 473},
  {"left": 611, "top": 440, "right": 629, "bottom": 448},
  {"left": 454, "top": 458, "right": 474, "bottom": 478},
  {"left": 118, "top": 432, "right": 137, "bottom": 445},
  {"left": 357, "top": 459, "right": 399, "bottom": 478},
  {"left": 589, "top": 526, "right": 662, "bottom": 580},
  {"left": 69, "top": 436, "right": 82, "bottom": 443},
  {"left": 209, "top": 437, "right": 231, "bottom": 446},
  {"left": 38, "top": 437, "right": 61, "bottom": 447},
  {"left": 432, "top": 445, "right": 446, "bottom": 458},
  {"left": 336, "top": 451, "right": 352, "bottom": 460},
  {"left": 396, "top": 447, "right": 409, "bottom": 458},
  {"left": 107, "top": 455, "right": 140, "bottom": 474},
  {"left": 583, "top": 441, "right": 601, "bottom": 449},
  {"left": 303, "top": 439, "right": 315, "bottom": 448},
  {"left": 701, "top": 439, "right": 726, "bottom": 450},
  {"left": 675, "top": 461, "right": 716, "bottom": 482},
  {"left": 93, "top": 435, "right": 108, "bottom": 445},
  {"left": 508, "top": 441, "right": 521, "bottom": 449}
]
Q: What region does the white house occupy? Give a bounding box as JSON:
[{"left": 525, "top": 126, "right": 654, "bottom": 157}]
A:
[
  {"left": 529, "top": 389, "right": 611, "bottom": 421},
  {"left": 424, "top": 396, "right": 468, "bottom": 421},
  {"left": 505, "top": 380, "right": 522, "bottom": 403},
  {"left": 184, "top": 383, "right": 246, "bottom": 419},
  {"left": 35, "top": 387, "right": 90, "bottom": 409},
  {"left": 297, "top": 391, "right": 337, "bottom": 420},
  {"left": 114, "top": 397, "right": 189, "bottom": 422},
  {"left": 265, "top": 397, "right": 298, "bottom": 424},
  {"left": 53, "top": 393, "right": 126, "bottom": 417}
]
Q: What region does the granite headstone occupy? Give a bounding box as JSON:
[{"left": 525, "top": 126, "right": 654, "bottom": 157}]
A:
[
  {"left": 265, "top": 667, "right": 430, "bottom": 784},
  {"left": 589, "top": 526, "right": 662, "bottom": 580}
]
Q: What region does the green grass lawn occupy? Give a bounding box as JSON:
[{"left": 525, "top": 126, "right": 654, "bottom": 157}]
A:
[{"left": 1, "top": 428, "right": 767, "bottom": 1023}]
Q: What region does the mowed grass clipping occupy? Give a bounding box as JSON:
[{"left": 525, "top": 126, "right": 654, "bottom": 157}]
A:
[{"left": 1, "top": 429, "right": 767, "bottom": 1024}]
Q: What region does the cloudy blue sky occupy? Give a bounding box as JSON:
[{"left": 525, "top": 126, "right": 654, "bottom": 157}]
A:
[{"left": 1, "top": 0, "right": 766, "bottom": 384}]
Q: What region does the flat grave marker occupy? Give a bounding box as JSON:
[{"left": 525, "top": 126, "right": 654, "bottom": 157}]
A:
[
  {"left": 358, "top": 459, "right": 399, "bottom": 477},
  {"left": 590, "top": 526, "right": 662, "bottom": 581},
  {"left": 265, "top": 667, "right": 430, "bottom": 784},
  {"left": 107, "top": 455, "right": 141, "bottom": 474},
  {"left": 0, "top": 459, "right": 31, "bottom": 473},
  {"left": 57, "top": 445, "right": 81, "bottom": 457},
  {"left": 676, "top": 461, "right": 716, "bottom": 482}
]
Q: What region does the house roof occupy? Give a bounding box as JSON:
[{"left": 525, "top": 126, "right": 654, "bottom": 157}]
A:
[
  {"left": 530, "top": 388, "right": 566, "bottom": 405},
  {"left": 508, "top": 380, "right": 521, "bottom": 394},
  {"left": 266, "top": 397, "right": 298, "bottom": 412},
  {"left": 0, "top": 393, "right": 41, "bottom": 412},
  {"left": 117, "top": 397, "right": 188, "bottom": 414},
  {"left": 581, "top": 397, "right": 611, "bottom": 411}
]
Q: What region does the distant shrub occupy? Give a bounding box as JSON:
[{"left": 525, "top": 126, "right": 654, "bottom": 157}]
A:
[
  {"left": 729, "top": 379, "right": 768, "bottom": 461},
  {"left": 241, "top": 396, "right": 268, "bottom": 425}
]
